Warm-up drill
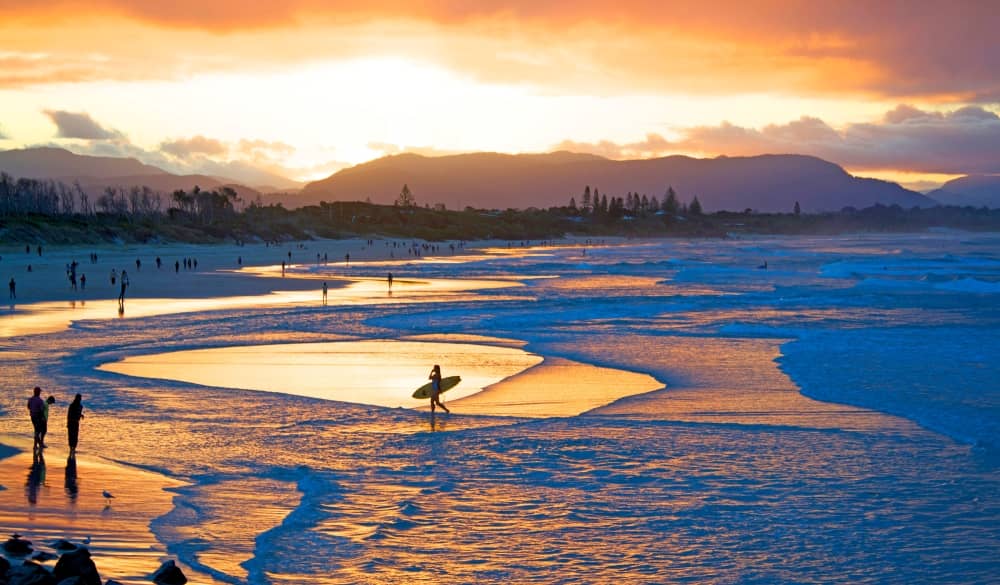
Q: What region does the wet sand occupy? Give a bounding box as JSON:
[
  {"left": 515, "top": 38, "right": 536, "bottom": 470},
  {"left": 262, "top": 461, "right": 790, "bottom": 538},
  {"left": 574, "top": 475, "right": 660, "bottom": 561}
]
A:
[{"left": 0, "top": 437, "right": 215, "bottom": 585}]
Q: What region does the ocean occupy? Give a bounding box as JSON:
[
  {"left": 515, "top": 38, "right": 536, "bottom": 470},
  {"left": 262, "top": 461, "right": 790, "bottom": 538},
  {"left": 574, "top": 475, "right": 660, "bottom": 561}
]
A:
[{"left": 1, "top": 232, "right": 998, "bottom": 584}]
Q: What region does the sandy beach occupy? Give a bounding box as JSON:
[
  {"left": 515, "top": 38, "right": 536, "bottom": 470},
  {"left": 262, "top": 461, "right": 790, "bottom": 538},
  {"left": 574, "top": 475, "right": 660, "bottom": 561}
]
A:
[{"left": 2, "top": 233, "right": 998, "bottom": 583}]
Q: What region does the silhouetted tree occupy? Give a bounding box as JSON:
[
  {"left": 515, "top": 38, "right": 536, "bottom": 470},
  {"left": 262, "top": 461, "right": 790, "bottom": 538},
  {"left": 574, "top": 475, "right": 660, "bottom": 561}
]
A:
[
  {"left": 689, "top": 196, "right": 703, "bottom": 216},
  {"left": 663, "top": 186, "right": 679, "bottom": 214},
  {"left": 794, "top": 201, "right": 801, "bottom": 215},
  {"left": 396, "top": 184, "right": 416, "bottom": 207},
  {"left": 581, "top": 186, "right": 591, "bottom": 213}
]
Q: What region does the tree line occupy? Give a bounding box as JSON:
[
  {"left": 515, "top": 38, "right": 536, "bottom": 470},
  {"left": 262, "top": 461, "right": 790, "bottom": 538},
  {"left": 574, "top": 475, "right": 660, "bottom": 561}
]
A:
[{"left": 569, "top": 185, "right": 702, "bottom": 219}]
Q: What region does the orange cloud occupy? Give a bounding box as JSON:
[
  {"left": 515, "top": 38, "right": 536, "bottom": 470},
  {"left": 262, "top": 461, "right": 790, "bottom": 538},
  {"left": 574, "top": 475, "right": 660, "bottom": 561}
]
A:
[
  {"left": 0, "top": 2, "right": 996, "bottom": 101},
  {"left": 160, "top": 135, "right": 227, "bottom": 158}
]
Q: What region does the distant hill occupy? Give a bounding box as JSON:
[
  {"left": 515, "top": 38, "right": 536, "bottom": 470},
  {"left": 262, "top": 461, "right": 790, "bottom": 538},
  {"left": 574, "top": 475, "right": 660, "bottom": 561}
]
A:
[
  {"left": 300, "top": 152, "right": 933, "bottom": 212},
  {"left": 0, "top": 146, "right": 164, "bottom": 178},
  {"left": 0, "top": 147, "right": 281, "bottom": 199},
  {"left": 927, "top": 175, "right": 1000, "bottom": 208}
]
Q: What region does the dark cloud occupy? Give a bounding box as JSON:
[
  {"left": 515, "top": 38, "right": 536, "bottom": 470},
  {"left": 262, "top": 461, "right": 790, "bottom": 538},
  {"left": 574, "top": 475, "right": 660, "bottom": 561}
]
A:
[
  {"left": 554, "top": 105, "right": 1000, "bottom": 175},
  {"left": 43, "top": 110, "right": 121, "bottom": 140},
  {"left": 160, "top": 135, "right": 228, "bottom": 158}
]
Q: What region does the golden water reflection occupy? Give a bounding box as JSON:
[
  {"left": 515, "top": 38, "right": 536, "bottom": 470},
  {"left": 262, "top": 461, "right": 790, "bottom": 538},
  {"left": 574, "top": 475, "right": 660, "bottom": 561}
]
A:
[
  {"left": 0, "top": 276, "right": 522, "bottom": 338},
  {"left": 99, "top": 341, "right": 545, "bottom": 409},
  {"left": 98, "top": 340, "right": 665, "bottom": 417},
  {"left": 0, "top": 438, "right": 219, "bottom": 585}
]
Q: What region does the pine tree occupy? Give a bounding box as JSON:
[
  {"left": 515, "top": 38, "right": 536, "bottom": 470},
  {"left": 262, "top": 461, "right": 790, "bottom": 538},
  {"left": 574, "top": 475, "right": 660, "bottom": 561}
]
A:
[
  {"left": 582, "top": 186, "right": 591, "bottom": 213},
  {"left": 663, "top": 186, "right": 679, "bottom": 214},
  {"left": 396, "top": 184, "right": 415, "bottom": 207},
  {"left": 569, "top": 196, "right": 577, "bottom": 211},
  {"left": 794, "top": 200, "right": 801, "bottom": 216},
  {"left": 689, "top": 196, "right": 703, "bottom": 216}
]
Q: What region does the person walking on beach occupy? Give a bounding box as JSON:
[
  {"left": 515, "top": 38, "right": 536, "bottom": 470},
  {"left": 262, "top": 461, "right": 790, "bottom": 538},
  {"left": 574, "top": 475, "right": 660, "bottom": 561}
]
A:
[
  {"left": 118, "top": 270, "right": 129, "bottom": 309},
  {"left": 428, "top": 364, "right": 450, "bottom": 413},
  {"left": 110, "top": 268, "right": 117, "bottom": 286},
  {"left": 67, "top": 393, "right": 84, "bottom": 454},
  {"left": 322, "top": 281, "right": 328, "bottom": 305},
  {"left": 27, "top": 387, "right": 45, "bottom": 450},
  {"left": 8, "top": 277, "right": 14, "bottom": 300},
  {"left": 387, "top": 272, "right": 393, "bottom": 290},
  {"left": 80, "top": 274, "right": 86, "bottom": 291}
]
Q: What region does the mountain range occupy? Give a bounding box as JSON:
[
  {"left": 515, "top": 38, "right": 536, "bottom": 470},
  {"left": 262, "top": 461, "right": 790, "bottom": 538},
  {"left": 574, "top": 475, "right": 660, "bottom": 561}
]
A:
[
  {"left": 0, "top": 147, "right": 282, "bottom": 201},
  {"left": 300, "top": 151, "right": 934, "bottom": 212},
  {"left": 927, "top": 175, "right": 1000, "bottom": 208},
  {"left": 0, "top": 146, "right": 963, "bottom": 213}
]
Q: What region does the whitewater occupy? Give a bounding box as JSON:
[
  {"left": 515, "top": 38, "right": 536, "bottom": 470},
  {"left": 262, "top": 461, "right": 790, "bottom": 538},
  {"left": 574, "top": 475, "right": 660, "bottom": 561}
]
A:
[{"left": 1, "top": 232, "right": 998, "bottom": 584}]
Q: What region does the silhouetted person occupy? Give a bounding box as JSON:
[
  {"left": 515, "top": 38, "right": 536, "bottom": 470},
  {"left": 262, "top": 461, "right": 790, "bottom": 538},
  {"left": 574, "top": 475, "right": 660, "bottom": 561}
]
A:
[
  {"left": 110, "top": 268, "right": 117, "bottom": 286},
  {"left": 118, "top": 270, "right": 129, "bottom": 309},
  {"left": 281, "top": 260, "right": 286, "bottom": 277},
  {"left": 428, "top": 364, "right": 449, "bottom": 413},
  {"left": 80, "top": 274, "right": 86, "bottom": 290},
  {"left": 135, "top": 258, "right": 141, "bottom": 271},
  {"left": 345, "top": 253, "right": 350, "bottom": 267},
  {"left": 37, "top": 245, "right": 42, "bottom": 256},
  {"left": 387, "top": 272, "right": 393, "bottom": 290},
  {"left": 28, "top": 386, "right": 45, "bottom": 451},
  {"left": 67, "top": 393, "right": 84, "bottom": 454},
  {"left": 40, "top": 395, "right": 55, "bottom": 448},
  {"left": 322, "top": 281, "right": 328, "bottom": 304},
  {"left": 156, "top": 256, "right": 162, "bottom": 269},
  {"left": 175, "top": 260, "right": 179, "bottom": 273},
  {"left": 238, "top": 256, "right": 242, "bottom": 266},
  {"left": 8, "top": 277, "right": 14, "bottom": 299}
]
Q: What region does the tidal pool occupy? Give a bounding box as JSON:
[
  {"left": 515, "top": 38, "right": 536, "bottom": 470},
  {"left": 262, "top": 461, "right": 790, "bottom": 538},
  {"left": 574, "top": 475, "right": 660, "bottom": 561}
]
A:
[{"left": 98, "top": 340, "right": 663, "bottom": 416}]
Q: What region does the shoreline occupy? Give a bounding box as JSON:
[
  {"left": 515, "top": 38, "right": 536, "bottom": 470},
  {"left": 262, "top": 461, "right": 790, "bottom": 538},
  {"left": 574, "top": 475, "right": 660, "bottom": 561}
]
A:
[{"left": 0, "top": 436, "right": 216, "bottom": 585}]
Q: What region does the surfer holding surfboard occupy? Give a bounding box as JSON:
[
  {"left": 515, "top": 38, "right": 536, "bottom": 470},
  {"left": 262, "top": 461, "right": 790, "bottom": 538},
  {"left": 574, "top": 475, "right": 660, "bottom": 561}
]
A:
[{"left": 427, "top": 364, "right": 450, "bottom": 413}]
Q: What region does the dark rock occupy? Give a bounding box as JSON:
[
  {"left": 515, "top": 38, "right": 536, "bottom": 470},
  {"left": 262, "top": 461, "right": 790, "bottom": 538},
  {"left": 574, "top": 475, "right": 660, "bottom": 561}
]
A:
[
  {"left": 52, "top": 549, "right": 99, "bottom": 585},
  {"left": 1, "top": 553, "right": 10, "bottom": 574},
  {"left": 6, "top": 560, "right": 56, "bottom": 585},
  {"left": 50, "top": 541, "right": 76, "bottom": 552},
  {"left": 31, "top": 552, "right": 57, "bottom": 563},
  {"left": 150, "top": 560, "right": 186, "bottom": 585},
  {"left": 3, "top": 535, "right": 33, "bottom": 555},
  {"left": 56, "top": 578, "right": 83, "bottom": 585}
]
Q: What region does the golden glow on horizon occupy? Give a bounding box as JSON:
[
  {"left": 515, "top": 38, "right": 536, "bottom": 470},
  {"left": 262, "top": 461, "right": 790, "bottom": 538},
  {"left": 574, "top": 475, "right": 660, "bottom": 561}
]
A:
[{"left": 0, "top": 4, "right": 995, "bottom": 182}]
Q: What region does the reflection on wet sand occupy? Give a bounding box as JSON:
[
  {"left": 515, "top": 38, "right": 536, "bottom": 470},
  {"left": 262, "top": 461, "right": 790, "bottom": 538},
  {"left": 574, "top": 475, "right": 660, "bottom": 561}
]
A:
[
  {"left": 99, "top": 340, "right": 665, "bottom": 418},
  {"left": 26, "top": 449, "right": 46, "bottom": 506},
  {"left": 65, "top": 454, "right": 79, "bottom": 503},
  {"left": 99, "top": 340, "right": 545, "bottom": 409},
  {"left": 450, "top": 357, "right": 663, "bottom": 417},
  {"left": 0, "top": 439, "right": 216, "bottom": 585},
  {"left": 0, "top": 276, "right": 522, "bottom": 338}
]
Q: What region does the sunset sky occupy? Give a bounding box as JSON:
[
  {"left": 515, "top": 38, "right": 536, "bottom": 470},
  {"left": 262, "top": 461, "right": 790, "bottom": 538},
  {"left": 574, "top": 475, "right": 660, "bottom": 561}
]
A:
[{"left": 1, "top": 1, "right": 997, "bottom": 189}]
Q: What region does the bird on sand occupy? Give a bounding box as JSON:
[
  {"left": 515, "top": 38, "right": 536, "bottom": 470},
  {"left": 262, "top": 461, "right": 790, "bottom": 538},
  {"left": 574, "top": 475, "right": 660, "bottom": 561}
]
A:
[{"left": 102, "top": 490, "right": 114, "bottom": 505}]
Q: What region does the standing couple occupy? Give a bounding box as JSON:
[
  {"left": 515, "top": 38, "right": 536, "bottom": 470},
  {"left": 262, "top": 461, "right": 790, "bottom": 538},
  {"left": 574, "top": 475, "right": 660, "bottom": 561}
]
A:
[{"left": 28, "top": 387, "right": 85, "bottom": 453}]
